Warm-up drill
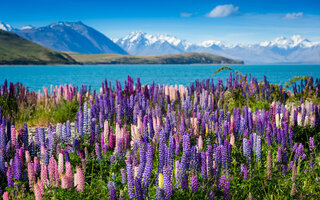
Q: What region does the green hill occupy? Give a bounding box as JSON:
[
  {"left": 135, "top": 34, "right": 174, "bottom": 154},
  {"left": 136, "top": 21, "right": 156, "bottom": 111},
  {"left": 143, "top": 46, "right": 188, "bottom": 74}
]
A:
[
  {"left": 68, "top": 52, "right": 244, "bottom": 64},
  {"left": 0, "top": 30, "right": 77, "bottom": 65}
]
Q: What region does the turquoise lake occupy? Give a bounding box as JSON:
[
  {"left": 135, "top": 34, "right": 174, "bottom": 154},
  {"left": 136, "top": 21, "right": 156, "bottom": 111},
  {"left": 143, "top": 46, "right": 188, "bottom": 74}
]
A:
[{"left": 0, "top": 64, "right": 319, "bottom": 91}]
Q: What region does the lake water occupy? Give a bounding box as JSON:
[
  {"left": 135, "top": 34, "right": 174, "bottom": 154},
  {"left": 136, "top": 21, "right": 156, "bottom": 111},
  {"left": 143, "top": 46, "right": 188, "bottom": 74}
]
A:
[{"left": 0, "top": 64, "right": 319, "bottom": 91}]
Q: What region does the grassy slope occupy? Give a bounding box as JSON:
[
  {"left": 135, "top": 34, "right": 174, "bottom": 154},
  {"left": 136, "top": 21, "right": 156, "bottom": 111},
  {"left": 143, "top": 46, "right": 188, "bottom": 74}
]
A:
[
  {"left": 0, "top": 30, "right": 77, "bottom": 65},
  {"left": 68, "top": 52, "right": 244, "bottom": 64}
]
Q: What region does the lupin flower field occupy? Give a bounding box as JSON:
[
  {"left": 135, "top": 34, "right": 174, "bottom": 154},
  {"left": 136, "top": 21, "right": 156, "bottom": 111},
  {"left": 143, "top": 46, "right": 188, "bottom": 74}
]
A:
[{"left": 0, "top": 71, "right": 320, "bottom": 200}]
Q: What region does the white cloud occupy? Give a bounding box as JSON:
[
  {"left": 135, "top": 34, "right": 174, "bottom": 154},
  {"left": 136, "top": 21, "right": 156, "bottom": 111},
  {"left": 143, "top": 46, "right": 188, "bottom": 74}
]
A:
[
  {"left": 284, "top": 12, "right": 303, "bottom": 19},
  {"left": 206, "top": 4, "right": 239, "bottom": 18},
  {"left": 180, "top": 12, "right": 193, "bottom": 18}
]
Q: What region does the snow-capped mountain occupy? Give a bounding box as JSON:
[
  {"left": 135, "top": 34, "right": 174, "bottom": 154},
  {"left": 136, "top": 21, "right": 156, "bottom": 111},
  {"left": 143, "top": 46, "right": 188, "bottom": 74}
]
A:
[
  {"left": 0, "top": 22, "right": 14, "bottom": 31},
  {"left": 260, "top": 35, "right": 320, "bottom": 49},
  {"left": 114, "top": 31, "right": 192, "bottom": 55},
  {"left": 116, "top": 33, "right": 320, "bottom": 64},
  {"left": 11, "top": 21, "right": 127, "bottom": 54},
  {"left": 1, "top": 20, "right": 319, "bottom": 63}
]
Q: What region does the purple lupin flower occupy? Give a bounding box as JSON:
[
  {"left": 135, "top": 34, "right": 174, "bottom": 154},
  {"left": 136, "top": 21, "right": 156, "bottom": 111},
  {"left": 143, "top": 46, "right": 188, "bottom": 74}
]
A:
[
  {"left": 191, "top": 174, "right": 199, "bottom": 193},
  {"left": 219, "top": 175, "right": 230, "bottom": 200},
  {"left": 121, "top": 169, "right": 127, "bottom": 184},
  {"left": 14, "top": 152, "right": 21, "bottom": 180},
  {"left": 181, "top": 173, "right": 189, "bottom": 190},
  {"left": 309, "top": 137, "right": 315, "bottom": 153},
  {"left": 255, "top": 136, "right": 262, "bottom": 162},
  {"left": 95, "top": 143, "right": 101, "bottom": 162},
  {"left": 163, "top": 167, "right": 172, "bottom": 199},
  {"left": 209, "top": 190, "right": 215, "bottom": 199},
  {"left": 109, "top": 181, "right": 117, "bottom": 200},
  {"left": 0, "top": 150, "right": 4, "bottom": 175},
  {"left": 266, "top": 130, "right": 271, "bottom": 146},
  {"left": 21, "top": 123, "right": 28, "bottom": 149},
  {"left": 7, "top": 166, "right": 14, "bottom": 187},
  {"left": 241, "top": 164, "right": 248, "bottom": 180},
  {"left": 135, "top": 178, "right": 143, "bottom": 200},
  {"left": 137, "top": 141, "right": 146, "bottom": 179},
  {"left": 158, "top": 129, "right": 166, "bottom": 173},
  {"left": 142, "top": 143, "right": 153, "bottom": 197},
  {"left": 277, "top": 147, "right": 282, "bottom": 163},
  {"left": 168, "top": 136, "right": 175, "bottom": 176},
  {"left": 207, "top": 144, "right": 213, "bottom": 176},
  {"left": 126, "top": 163, "right": 135, "bottom": 199},
  {"left": 201, "top": 151, "right": 207, "bottom": 179},
  {"left": 177, "top": 134, "right": 190, "bottom": 188},
  {"left": 0, "top": 124, "right": 6, "bottom": 149}
]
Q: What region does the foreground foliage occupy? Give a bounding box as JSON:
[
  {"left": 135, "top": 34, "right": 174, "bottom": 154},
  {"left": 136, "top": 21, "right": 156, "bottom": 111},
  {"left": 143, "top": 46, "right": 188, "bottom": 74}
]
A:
[{"left": 0, "top": 72, "right": 320, "bottom": 200}]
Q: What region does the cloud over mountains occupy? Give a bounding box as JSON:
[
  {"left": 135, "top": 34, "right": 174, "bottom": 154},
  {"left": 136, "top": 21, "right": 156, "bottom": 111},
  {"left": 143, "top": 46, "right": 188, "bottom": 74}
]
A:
[{"left": 206, "top": 4, "right": 239, "bottom": 18}]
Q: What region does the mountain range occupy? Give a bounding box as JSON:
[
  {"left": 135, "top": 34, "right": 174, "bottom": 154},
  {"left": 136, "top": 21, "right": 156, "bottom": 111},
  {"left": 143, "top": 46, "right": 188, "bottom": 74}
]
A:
[
  {"left": 114, "top": 31, "right": 320, "bottom": 64},
  {"left": 1, "top": 21, "right": 320, "bottom": 64}
]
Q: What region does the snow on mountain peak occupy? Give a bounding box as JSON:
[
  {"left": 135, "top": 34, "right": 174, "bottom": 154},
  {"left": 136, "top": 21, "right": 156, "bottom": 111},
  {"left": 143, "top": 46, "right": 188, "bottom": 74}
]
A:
[
  {"left": 0, "top": 22, "right": 13, "bottom": 31},
  {"left": 260, "top": 35, "right": 318, "bottom": 48},
  {"left": 118, "top": 31, "right": 192, "bottom": 49},
  {"left": 198, "top": 40, "right": 227, "bottom": 48}
]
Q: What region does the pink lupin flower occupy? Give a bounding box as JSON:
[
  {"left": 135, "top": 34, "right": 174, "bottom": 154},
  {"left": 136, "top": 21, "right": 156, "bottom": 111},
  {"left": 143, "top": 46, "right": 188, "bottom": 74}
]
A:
[
  {"left": 40, "top": 145, "right": 46, "bottom": 163},
  {"left": 48, "top": 158, "right": 55, "bottom": 185},
  {"left": 61, "top": 174, "right": 68, "bottom": 189},
  {"left": 54, "top": 161, "right": 60, "bottom": 187},
  {"left": 76, "top": 166, "right": 85, "bottom": 192},
  {"left": 19, "top": 147, "right": 24, "bottom": 167},
  {"left": 28, "top": 162, "right": 36, "bottom": 190},
  {"left": 65, "top": 161, "right": 73, "bottom": 188},
  {"left": 3, "top": 191, "right": 9, "bottom": 200},
  {"left": 48, "top": 157, "right": 59, "bottom": 187},
  {"left": 25, "top": 150, "right": 31, "bottom": 163},
  {"left": 40, "top": 164, "right": 48, "bottom": 186},
  {"left": 11, "top": 126, "right": 16, "bottom": 149},
  {"left": 34, "top": 183, "right": 42, "bottom": 200},
  {"left": 58, "top": 153, "right": 64, "bottom": 175},
  {"left": 37, "top": 179, "right": 45, "bottom": 195}
]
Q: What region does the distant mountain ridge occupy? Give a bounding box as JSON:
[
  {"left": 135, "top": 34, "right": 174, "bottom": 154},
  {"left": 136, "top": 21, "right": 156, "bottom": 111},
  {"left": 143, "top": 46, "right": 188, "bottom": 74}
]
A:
[
  {"left": 115, "top": 32, "right": 320, "bottom": 64},
  {"left": 2, "top": 21, "right": 128, "bottom": 54},
  {"left": 1, "top": 21, "right": 319, "bottom": 64}
]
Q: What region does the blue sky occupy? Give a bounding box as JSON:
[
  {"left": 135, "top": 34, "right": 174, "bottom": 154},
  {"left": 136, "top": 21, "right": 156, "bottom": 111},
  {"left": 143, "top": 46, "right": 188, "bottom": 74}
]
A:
[{"left": 1, "top": 0, "right": 320, "bottom": 43}]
